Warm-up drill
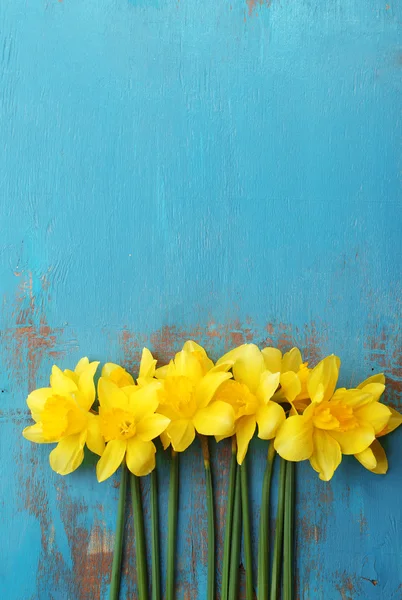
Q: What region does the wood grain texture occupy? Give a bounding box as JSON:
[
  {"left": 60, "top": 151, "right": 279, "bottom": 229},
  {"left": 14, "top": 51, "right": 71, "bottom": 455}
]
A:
[{"left": 0, "top": 0, "right": 401, "bottom": 598}]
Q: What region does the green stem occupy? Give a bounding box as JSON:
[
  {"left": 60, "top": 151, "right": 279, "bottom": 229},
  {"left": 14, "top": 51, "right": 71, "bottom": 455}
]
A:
[
  {"left": 130, "top": 474, "right": 149, "bottom": 600},
  {"left": 166, "top": 449, "right": 179, "bottom": 600},
  {"left": 200, "top": 435, "right": 215, "bottom": 600},
  {"left": 270, "top": 458, "right": 287, "bottom": 600},
  {"left": 221, "top": 437, "right": 237, "bottom": 600},
  {"left": 151, "top": 468, "right": 161, "bottom": 600},
  {"left": 109, "top": 465, "right": 128, "bottom": 600},
  {"left": 228, "top": 463, "right": 242, "bottom": 600},
  {"left": 257, "top": 442, "right": 276, "bottom": 600},
  {"left": 283, "top": 461, "right": 294, "bottom": 600},
  {"left": 241, "top": 457, "right": 253, "bottom": 600}
]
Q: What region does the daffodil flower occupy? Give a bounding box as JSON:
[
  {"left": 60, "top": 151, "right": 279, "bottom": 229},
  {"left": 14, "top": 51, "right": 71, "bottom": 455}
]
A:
[
  {"left": 154, "top": 341, "right": 235, "bottom": 452},
  {"left": 215, "top": 344, "right": 285, "bottom": 464},
  {"left": 23, "top": 358, "right": 104, "bottom": 475},
  {"left": 274, "top": 356, "right": 392, "bottom": 481},
  {"left": 262, "top": 346, "right": 311, "bottom": 413},
  {"left": 354, "top": 373, "right": 402, "bottom": 474},
  {"left": 96, "top": 375, "right": 170, "bottom": 482}
]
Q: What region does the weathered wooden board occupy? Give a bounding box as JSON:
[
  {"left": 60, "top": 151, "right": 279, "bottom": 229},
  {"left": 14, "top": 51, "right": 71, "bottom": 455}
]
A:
[{"left": 0, "top": 1, "right": 401, "bottom": 598}]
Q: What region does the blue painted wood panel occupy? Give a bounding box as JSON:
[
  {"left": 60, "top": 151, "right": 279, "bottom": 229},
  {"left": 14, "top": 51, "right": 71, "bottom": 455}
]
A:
[{"left": 0, "top": 1, "right": 401, "bottom": 598}]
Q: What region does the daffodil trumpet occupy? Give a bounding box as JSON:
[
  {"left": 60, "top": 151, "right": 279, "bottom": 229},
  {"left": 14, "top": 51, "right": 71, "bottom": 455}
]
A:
[
  {"left": 228, "top": 463, "right": 242, "bottom": 600},
  {"left": 270, "top": 458, "right": 286, "bottom": 600},
  {"left": 221, "top": 437, "right": 237, "bottom": 600},
  {"left": 151, "top": 467, "right": 161, "bottom": 600},
  {"left": 240, "top": 456, "right": 253, "bottom": 600},
  {"left": 109, "top": 465, "right": 128, "bottom": 600},
  {"left": 200, "top": 435, "right": 215, "bottom": 600},
  {"left": 131, "top": 474, "right": 149, "bottom": 600},
  {"left": 257, "top": 441, "right": 276, "bottom": 600},
  {"left": 166, "top": 449, "right": 179, "bottom": 600},
  {"left": 283, "top": 461, "right": 294, "bottom": 600}
]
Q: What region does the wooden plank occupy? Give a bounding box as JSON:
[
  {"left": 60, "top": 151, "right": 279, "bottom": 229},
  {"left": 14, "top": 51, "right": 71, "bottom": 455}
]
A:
[{"left": 0, "top": 1, "right": 401, "bottom": 598}]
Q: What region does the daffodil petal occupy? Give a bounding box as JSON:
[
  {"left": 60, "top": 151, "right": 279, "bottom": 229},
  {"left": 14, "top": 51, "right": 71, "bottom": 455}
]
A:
[
  {"left": 261, "top": 347, "right": 282, "bottom": 374},
  {"left": 173, "top": 350, "right": 204, "bottom": 383},
  {"left": 274, "top": 415, "right": 314, "bottom": 461},
  {"left": 154, "top": 363, "right": 172, "bottom": 380},
  {"left": 229, "top": 344, "right": 266, "bottom": 394},
  {"left": 49, "top": 431, "right": 86, "bottom": 475},
  {"left": 207, "top": 361, "right": 234, "bottom": 374},
  {"left": 357, "top": 383, "right": 385, "bottom": 402},
  {"left": 377, "top": 407, "right": 402, "bottom": 437},
  {"left": 182, "top": 340, "right": 206, "bottom": 354},
  {"left": 102, "top": 364, "right": 135, "bottom": 387},
  {"left": 98, "top": 378, "right": 129, "bottom": 410},
  {"left": 26, "top": 388, "right": 53, "bottom": 422},
  {"left": 102, "top": 363, "right": 121, "bottom": 377},
  {"left": 282, "top": 348, "right": 303, "bottom": 373},
  {"left": 86, "top": 415, "right": 105, "bottom": 456},
  {"left": 128, "top": 382, "right": 161, "bottom": 420},
  {"left": 126, "top": 438, "right": 156, "bottom": 476},
  {"left": 256, "top": 402, "right": 286, "bottom": 440},
  {"left": 307, "top": 355, "right": 340, "bottom": 403},
  {"left": 96, "top": 439, "right": 127, "bottom": 482},
  {"left": 329, "top": 423, "right": 375, "bottom": 455},
  {"left": 369, "top": 439, "right": 388, "bottom": 474},
  {"left": 138, "top": 348, "right": 157, "bottom": 380},
  {"left": 354, "top": 446, "right": 377, "bottom": 471},
  {"left": 136, "top": 414, "right": 170, "bottom": 442},
  {"left": 74, "top": 357, "right": 90, "bottom": 375},
  {"left": 50, "top": 366, "right": 78, "bottom": 394},
  {"left": 194, "top": 401, "right": 235, "bottom": 436},
  {"left": 331, "top": 388, "right": 372, "bottom": 409},
  {"left": 23, "top": 423, "right": 48, "bottom": 443},
  {"left": 182, "top": 340, "right": 215, "bottom": 372},
  {"left": 357, "top": 373, "right": 385, "bottom": 388},
  {"left": 256, "top": 371, "right": 280, "bottom": 404},
  {"left": 310, "top": 429, "right": 342, "bottom": 481},
  {"left": 77, "top": 361, "right": 99, "bottom": 411},
  {"left": 278, "top": 371, "right": 302, "bottom": 403},
  {"left": 167, "top": 419, "right": 195, "bottom": 452},
  {"left": 160, "top": 430, "right": 171, "bottom": 450},
  {"left": 195, "top": 371, "right": 233, "bottom": 409},
  {"left": 217, "top": 344, "right": 249, "bottom": 365},
  {"left": 355, "top": 402, "right": 391, "bottom": 434},
  {"left": 236, "top": 415, "right": 256, "bottom": 464}
]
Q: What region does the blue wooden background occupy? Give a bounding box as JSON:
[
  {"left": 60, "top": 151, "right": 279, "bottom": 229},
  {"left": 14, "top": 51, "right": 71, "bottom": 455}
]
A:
[{"left": 1, "top": 1, "right": 401, "bottom": 598}]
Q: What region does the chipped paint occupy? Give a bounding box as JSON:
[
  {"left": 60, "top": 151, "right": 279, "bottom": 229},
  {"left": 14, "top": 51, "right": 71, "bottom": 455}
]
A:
[{"left": 246, "top": 0, "right": 271, "bottom": 17}]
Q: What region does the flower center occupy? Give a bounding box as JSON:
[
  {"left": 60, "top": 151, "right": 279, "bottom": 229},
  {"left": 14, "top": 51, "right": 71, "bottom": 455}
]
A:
[
  {"left": 160, "top": 376, "right": 197, "bottom": 418},
  {"left": 313, "top": 401, "right": 359, "bottom": 432},
  {"left": 214, "top": 380, "right": 258, "bottom": 418},
  {"left": 41, "top": 394, "right": 87, "bottom": 441},
  {"left": 100, "top": 408, "right": 137, "bottom": 441}
]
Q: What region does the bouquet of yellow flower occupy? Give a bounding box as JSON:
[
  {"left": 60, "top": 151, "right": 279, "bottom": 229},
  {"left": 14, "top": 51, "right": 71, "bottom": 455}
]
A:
[{"left": 22, "top": 341, "right": 401, "bottom": 600}]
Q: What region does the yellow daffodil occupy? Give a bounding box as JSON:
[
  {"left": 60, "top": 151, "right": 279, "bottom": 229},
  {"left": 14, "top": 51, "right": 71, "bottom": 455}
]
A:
[
  {"left": 354, "top": 373, "right": 402, "bottom": 474},
  {"left": 23, "top": 358, "right": 104, "bottom": 475},
  {"left": 215, "top": 344, "right": 285, "bottom": 464},
  {"left": 96, "top": 374, "right": 170, "bottom": 482},
  {"left": 274, "top": 356, "right": 392, "bottom": 481},
  {"left": 262, "top": 346, "right": 311, "bottom": 413},
  {"left": 154, "top": 341, "right": 235, "bottom": 452}
]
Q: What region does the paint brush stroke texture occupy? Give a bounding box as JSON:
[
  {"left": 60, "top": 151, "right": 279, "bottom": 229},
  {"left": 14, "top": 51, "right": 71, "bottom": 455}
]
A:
[{"left": 0, "top": 0, "right": 401, "bottom": 598}]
